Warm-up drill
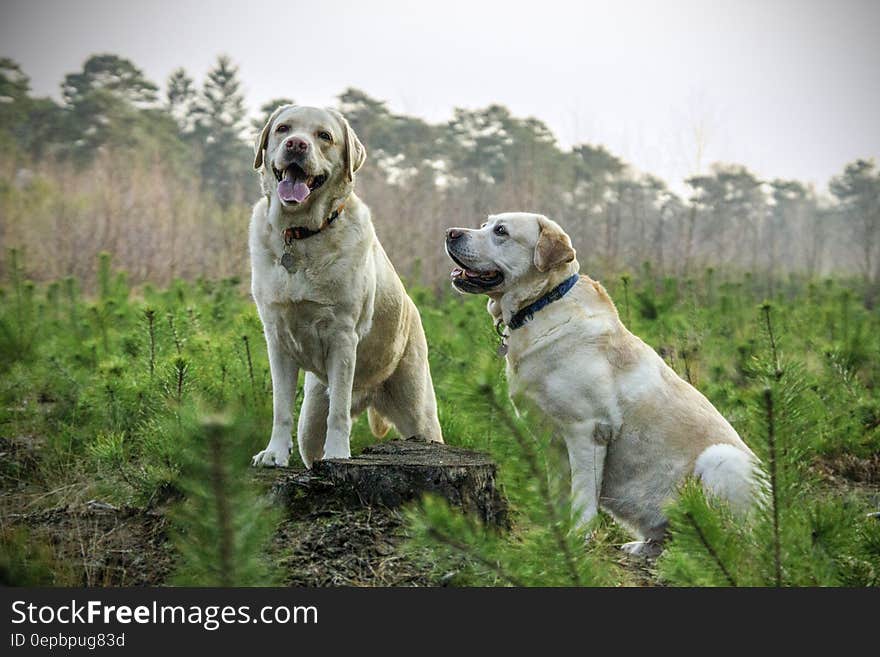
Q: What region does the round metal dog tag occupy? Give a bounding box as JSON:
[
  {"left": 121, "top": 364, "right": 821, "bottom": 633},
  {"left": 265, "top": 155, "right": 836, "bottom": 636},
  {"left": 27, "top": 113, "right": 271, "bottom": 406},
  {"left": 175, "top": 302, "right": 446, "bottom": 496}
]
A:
[{"left": 280, "top": 253, "right": 295, "bottom": 273}]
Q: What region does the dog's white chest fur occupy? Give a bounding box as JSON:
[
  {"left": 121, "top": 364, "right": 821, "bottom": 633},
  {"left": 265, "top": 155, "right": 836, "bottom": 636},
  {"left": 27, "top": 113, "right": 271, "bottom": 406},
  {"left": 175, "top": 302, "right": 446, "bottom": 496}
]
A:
[
  {"left": 250, "top": 201, "right": 376, "bottom": 380},
  {"left": 506, "top": 302, "right": 621, "bottom": 428},
  {"left": 252, "top": 260, "right": 318, "bottom": 306},
  {"left": 261, "top": 301, "right": 340, "bottom": 379}
]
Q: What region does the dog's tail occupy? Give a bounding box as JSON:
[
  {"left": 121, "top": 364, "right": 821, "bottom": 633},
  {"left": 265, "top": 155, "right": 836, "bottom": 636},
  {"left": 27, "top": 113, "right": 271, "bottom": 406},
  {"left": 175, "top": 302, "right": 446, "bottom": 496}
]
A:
[
  {"left": 694, "top": 444, "right": 762, "bottom": 514},
  {"left": 367, "top": 407, "right": 391, "bottom": 438}
]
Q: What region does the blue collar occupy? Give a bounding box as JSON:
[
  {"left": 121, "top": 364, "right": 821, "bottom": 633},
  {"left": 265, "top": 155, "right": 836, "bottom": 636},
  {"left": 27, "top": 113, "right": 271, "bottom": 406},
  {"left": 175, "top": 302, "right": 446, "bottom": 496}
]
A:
[{"left": 507, "top": 274, "right": 580, "bottom": 330}]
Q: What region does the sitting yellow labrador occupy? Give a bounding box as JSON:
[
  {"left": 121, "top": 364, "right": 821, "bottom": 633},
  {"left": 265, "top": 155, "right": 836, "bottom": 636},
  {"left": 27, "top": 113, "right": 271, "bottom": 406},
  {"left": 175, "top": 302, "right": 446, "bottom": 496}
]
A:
[
  {"left": 445, "top": 212, "right": 760, "bottom": 556},
  {"left": 249, "top": 105, "right": 442, "bottom": 468}
]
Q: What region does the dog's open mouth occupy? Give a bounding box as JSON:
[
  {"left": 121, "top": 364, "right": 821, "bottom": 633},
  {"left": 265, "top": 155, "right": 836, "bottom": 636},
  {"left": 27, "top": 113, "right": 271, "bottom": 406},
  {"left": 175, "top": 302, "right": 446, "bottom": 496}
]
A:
[
  {"left": 449, "top": 254, "right": 503, "bottom": 293},
  {"left": 273, "top": 163, "right": 327, "bottom": 204}
]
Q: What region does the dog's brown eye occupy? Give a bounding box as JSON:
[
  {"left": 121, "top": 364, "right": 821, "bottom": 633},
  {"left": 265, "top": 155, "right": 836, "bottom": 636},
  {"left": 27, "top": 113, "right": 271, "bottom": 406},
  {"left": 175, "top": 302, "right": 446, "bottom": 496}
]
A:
[
  {"left": 275, "top": 125, "right": 289, "bottom": 134},
  {"left": 317, "top": 130, "right": 332, "bottom": 142},
  {"left": 494, "top": 224, "right": 507, "bottom": 236}
]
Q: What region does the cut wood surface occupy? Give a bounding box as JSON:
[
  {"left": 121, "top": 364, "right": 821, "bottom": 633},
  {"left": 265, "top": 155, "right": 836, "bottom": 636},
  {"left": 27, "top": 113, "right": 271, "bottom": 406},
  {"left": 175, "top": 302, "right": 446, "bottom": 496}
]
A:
[{"left": 268, "top": 437, "right": 508, "bottom": 526}]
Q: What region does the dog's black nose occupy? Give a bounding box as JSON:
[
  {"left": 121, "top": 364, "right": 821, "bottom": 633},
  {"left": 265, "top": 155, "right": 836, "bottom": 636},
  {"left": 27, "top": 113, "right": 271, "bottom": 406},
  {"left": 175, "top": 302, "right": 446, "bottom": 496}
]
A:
[
  {"left": 447, "top": 228, "right": 465, "bottom": 241},
  {"left": 285, "top": 137, "right": 309, "bottom": 153}
]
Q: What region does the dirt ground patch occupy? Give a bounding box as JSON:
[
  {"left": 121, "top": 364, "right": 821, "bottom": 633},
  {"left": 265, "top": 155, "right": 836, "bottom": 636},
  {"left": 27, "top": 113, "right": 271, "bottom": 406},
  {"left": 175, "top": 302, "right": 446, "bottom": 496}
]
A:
[
  {"left": 1, "top": 438, "right": 459, "bottom": 587},
  {"left": 815, "top": 453, "right": 880, "bottom": 486},
  {"left": 271, "top": 494, "right": 435, "bottom": 587},
  {"left": 2, "top": 494, "right": 439, "bottom": 587},
  {"left": 1, "top": 434, "right": 174, "bottom": 586},
  {"left": 2, "top": 504, "right": 174, "bottom": 586}
]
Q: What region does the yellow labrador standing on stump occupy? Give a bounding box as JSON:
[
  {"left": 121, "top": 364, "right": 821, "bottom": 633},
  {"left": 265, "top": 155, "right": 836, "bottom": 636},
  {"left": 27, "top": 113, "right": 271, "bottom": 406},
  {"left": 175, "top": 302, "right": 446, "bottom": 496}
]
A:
[
  {"left": 445, "top": 212, "right": 760, "bottom": 556},
  {"left": 249, "top": 105, "right": 442, "bottom": 468}
]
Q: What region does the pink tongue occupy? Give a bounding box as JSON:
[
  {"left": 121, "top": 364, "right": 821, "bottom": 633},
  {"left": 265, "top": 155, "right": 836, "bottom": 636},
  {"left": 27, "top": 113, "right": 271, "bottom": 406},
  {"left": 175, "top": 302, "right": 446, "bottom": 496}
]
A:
[{"left": 278, "top": 179, "right": 311, "bottom": 203}]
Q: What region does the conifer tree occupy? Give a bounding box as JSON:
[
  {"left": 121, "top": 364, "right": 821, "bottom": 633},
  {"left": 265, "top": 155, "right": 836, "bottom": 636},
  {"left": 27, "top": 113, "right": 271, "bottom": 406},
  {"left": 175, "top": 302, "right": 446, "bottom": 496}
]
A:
[
  {"left": 166, "top": 68, "right": 199, "bottom": 135},
  {"left": 193, "top": 55, "right": 251, "bottom": 204},
  {"left": 171, "top": 412, "right": 279, "bottom": 586}
]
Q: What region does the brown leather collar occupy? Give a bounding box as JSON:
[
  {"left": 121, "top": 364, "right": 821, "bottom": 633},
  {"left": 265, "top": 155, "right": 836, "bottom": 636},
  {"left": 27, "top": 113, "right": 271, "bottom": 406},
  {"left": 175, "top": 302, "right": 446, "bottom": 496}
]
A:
[{"left": 283, "top": 202, "right": 346, "bottom": 244}]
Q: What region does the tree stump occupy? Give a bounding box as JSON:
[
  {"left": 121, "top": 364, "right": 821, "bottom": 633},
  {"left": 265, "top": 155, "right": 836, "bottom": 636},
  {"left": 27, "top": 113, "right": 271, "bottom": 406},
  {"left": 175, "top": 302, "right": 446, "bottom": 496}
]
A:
[{"left": 269, "top": 437, "right": 508, "bottom": 526}]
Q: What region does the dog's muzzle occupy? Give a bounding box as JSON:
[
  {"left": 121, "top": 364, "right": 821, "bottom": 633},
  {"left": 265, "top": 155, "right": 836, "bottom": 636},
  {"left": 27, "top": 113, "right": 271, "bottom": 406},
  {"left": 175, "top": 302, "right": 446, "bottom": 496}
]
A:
[{"left": 445, "top": 231, "right": 504, "bottom": 293}]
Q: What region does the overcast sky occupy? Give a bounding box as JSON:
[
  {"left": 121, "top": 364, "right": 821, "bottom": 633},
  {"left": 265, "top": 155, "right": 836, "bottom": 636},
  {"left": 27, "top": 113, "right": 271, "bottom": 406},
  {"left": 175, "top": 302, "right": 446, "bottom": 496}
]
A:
[{"left": 2, "top": 0, "right": 878, "bottom": 193}]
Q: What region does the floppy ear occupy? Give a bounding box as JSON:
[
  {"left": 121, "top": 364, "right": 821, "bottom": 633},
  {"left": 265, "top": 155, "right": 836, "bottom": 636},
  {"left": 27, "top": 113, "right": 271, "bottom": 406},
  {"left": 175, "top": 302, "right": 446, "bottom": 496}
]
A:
[
  {"left": 533, "top": 216, "right": 576, "bottom": 272},
  {"left": 328, "top": 109, "right": 366, "bottom": 181},
  {"left": 253, "top": 104, "right": 295, "bottom": 171}
]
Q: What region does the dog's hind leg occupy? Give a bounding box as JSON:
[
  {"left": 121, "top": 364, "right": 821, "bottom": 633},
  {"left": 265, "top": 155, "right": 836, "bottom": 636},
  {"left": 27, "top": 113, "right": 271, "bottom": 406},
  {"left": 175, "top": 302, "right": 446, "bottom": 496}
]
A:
[
  {"left": 367, "top": 407, "right": 391, "bottom": 438},
  {"left": 414, "top": 363, "right": 443, "bottom": 443},
  {"left": 621, "top": 446, "right": 759, "bottom": 559},
  {"left": 297, "top": 372, "right": 329, "bottom": 468},
  {"left": 373, "top": 337, "right": 443, "bottom": 443}
]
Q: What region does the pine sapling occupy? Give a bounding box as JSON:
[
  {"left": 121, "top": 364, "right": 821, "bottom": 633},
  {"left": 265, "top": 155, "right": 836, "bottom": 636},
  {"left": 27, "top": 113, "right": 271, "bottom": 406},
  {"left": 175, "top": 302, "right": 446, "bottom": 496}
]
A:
[
  {"left": 173, "top": 356, "right": 188, "bottom": 405},
  {"left": 64, "top": 276, "right": 79, "bottom": 338},
  {"left": 10, "top": 248, "right": 25, "bottom": 347},
  {"left": 144, "top": 308, "right": 156, "bottom": 378},
  {"left": 171, "top": 413, "right": 279, "bottom": 586},
  {"left": 205, "top": 419, "right": 235, "bottom": 586},
  {"left": 761, "top": 302, "right": 782, "bottom": 381},
  {"left": 484, "top": 388, "right": 583, "bottom": 586},
  {"left": 241, "top": 334, "right": 257, "bottom": 403},
  {"left": 763, "top": 386, "right": 782, "bottom": 587},
  {"left": 167, "top": 313, "right": 183, "bottom": 355},
  {"left": 683, "top": 511, "right": 737, "bottom": 586}
]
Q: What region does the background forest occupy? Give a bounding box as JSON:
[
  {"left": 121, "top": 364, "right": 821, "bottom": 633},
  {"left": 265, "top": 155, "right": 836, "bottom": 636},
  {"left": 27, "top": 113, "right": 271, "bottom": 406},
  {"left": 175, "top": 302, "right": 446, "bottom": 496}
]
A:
[{"left": 2, "top": 54, "right": 879, "bottom": 299}]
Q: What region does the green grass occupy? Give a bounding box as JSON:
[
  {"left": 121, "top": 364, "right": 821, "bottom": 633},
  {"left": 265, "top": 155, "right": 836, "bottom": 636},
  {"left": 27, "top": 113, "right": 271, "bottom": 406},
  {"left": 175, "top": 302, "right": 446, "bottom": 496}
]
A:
[{"left": 1, "top": 251, "right": 879, "bottom": 586}]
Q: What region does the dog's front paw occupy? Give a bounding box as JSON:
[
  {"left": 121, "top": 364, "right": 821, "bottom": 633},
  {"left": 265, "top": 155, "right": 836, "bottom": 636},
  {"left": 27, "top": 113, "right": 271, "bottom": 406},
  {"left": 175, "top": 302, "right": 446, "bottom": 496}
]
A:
[
  {"left": 620, "top": 540, "right": 663, "bottom": 559},
  {"left": 251, "top": 445, "right": 291, "bottom": 468}
]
